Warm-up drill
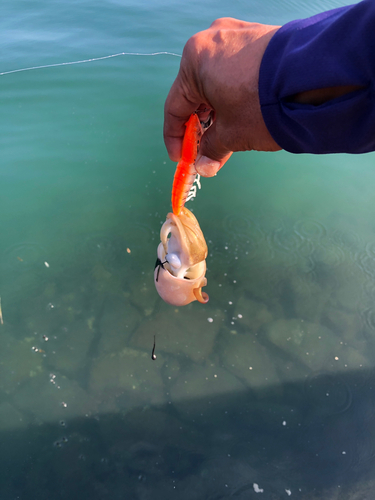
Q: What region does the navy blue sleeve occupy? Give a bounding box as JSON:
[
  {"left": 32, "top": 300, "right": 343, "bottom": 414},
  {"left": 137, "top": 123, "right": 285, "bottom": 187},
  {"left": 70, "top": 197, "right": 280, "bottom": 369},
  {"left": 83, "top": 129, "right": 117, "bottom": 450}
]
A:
[{"left": 259, "top": 0, "right": 375, "bottom": 154}]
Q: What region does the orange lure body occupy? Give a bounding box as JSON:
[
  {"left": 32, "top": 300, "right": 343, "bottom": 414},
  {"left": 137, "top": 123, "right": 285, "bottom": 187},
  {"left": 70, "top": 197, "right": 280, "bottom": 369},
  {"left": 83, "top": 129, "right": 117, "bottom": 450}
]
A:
[
  {"left": 171, "top": 113, "right": 203, "bottom": 216},
  {"left": 154, "top": 112, "right": 209, "bottom": 306}
]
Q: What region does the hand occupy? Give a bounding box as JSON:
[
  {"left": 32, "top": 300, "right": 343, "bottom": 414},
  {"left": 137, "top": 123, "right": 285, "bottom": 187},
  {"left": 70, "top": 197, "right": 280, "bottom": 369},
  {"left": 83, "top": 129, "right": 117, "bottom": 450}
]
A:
[{"left": 164, "top": 18, "right": 282, "bottom": 177}]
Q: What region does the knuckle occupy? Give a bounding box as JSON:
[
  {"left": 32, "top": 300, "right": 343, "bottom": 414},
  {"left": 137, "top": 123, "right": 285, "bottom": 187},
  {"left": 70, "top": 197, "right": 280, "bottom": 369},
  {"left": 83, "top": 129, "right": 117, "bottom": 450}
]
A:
[
  {"left": 209, "top": 17, "right": 241, "bottom": 29},
  {"left": 183, "top": 33, "right": 201, "bottom": 58},
  {"left": 209, "top": 17, "right": 231, "bottom": 28}
]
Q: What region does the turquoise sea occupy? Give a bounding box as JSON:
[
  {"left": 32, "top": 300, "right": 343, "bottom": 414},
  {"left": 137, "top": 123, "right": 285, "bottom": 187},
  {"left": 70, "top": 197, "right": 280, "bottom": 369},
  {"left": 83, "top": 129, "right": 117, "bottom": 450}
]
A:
[{"left": 1, "top": 0, "right": 374, "bottom": 498}]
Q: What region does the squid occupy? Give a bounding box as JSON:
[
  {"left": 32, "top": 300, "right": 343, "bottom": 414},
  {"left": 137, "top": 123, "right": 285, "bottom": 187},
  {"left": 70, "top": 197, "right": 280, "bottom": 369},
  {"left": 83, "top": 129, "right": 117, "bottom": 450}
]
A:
[{"left": 154, "top": 113, "right": 209, "bottom": 306}]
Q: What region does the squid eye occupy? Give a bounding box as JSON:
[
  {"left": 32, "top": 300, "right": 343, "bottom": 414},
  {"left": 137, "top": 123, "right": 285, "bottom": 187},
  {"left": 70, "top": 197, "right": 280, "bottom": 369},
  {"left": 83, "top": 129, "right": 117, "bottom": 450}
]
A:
[{"left": 166, "top": 253, "right": 181, "bottom": 269}]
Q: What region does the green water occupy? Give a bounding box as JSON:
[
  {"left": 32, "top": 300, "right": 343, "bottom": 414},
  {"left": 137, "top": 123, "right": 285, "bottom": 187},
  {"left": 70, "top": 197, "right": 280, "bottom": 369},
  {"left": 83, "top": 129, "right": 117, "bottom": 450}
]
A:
[{"left": 1, "top": 0, "right": 375, "bottom": 499}]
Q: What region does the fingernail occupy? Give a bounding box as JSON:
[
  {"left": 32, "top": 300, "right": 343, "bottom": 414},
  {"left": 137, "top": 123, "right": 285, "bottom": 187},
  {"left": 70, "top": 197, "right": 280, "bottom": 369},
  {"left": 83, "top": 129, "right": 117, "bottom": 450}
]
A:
[{"left": 195, "top": 156, "right": 221, "bottom": 178}]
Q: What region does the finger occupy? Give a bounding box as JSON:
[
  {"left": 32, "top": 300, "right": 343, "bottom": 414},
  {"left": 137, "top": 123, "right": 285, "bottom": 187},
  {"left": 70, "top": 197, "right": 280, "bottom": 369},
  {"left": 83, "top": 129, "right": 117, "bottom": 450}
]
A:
[
  {"left": 164, "top": 76, "right": 201, "bottom": 162},
  {"left": 195, "top": 123, "right": 233, "bottom": 177},
  {"left": 199, "top": 122, "right": 233, "bottom": 162},
  {"left": 195, "top": 154, "right": 232, "bottom": 177}
]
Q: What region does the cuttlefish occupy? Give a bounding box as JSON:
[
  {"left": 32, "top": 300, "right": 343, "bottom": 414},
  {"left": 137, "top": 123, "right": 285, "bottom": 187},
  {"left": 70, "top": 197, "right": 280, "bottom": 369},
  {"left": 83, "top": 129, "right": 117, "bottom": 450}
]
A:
[{"left": 154, "top": 206, "right": 209, "bottom": 306}]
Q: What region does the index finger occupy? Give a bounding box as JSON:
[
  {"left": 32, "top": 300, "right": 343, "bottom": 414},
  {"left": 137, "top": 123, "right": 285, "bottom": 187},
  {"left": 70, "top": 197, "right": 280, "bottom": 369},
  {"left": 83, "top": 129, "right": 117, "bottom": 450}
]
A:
[{"left": 163, "top": 74, "right": 201, "bottom": 162}]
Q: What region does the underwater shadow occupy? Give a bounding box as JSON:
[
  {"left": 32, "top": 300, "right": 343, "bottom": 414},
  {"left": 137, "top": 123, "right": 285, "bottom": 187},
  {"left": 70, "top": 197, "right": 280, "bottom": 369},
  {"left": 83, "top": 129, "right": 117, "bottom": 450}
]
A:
[{"left": 1, "top": 367, "right": 375, "bottom": 500}]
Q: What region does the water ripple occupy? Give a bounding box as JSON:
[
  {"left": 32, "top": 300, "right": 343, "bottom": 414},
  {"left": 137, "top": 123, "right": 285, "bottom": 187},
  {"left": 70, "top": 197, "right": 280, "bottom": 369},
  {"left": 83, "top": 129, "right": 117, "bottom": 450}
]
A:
[
  {"left": 70, "top": 222, "right": 156, "bottom": 272},
  {"left": 332, "top": 228, "right": 362, "bottom": 253},
  {"left": 355, "top": 251, "right": 375, "bottom": 280},
  {"left": 294, "top": 219, "right": 327, "bottom": 241},
  {"left": 305, "top": 371, "right": 352, "bottom": 417},
  {"left": 359, "top": 306, "right": 375, "bottom": 333},
  {"left": 222, "top": 214, "right": 264, "bottom": 245},
  {"left": 222, "top": 213, "right": 252, "bottom": 235},
  {"left": 270, "top": 224, "right": 303, "bottom": 254},
  {"left": 221, "top": 214, "right": 266, "bottom": 263},
  {"left": 311, "top": 241, "right": 346, "bottom": 268}
]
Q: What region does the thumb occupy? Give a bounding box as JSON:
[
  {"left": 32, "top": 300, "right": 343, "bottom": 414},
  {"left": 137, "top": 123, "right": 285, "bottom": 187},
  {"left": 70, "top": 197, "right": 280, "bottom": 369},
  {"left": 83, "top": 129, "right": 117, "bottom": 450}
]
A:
[{"left": 195, "top": 123, "right": 232, "bottom": 177}]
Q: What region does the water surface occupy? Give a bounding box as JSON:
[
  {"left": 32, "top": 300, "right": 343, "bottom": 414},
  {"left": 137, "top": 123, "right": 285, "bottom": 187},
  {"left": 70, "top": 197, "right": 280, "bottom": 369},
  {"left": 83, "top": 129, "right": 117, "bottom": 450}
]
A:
[{"left": 1, "top": 0, "right": 374, "bottom": 499}]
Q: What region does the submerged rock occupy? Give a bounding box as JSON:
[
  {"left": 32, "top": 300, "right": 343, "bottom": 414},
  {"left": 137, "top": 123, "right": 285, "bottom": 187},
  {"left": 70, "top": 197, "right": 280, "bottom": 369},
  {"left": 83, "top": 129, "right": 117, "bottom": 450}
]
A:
[
  {"left": 128, "top": 269, "right": 159, "bottom": 316},
  {"left": 262, "top": 318, "right": 339, "bottom": 372},
  {"left": 0, "top": 333, "right": 44, "bottom": 395},
  {"left": 91, "top": 262, "right": 124, "bottom": 295},
  {"left": 323, "top": 305, "right": 364, "bottom": 345},
  {"left": 47, "top": 319, "right": 96, "bottom": 376},
  {"left": 288, "top": 272, "right": 330, "bottom": 323},
  {"left": 11, "top": 372, "right": 98, "bottom": 423},
  {"left": 233, "top": 296, "right": 273, "bottom": 332},
  {"left": 169, "top": 362, "right": 245, "bottom": 420},
  {"left": 217, "top": 330, "right": 280, "bottom": 393},
  {"left": 97, "top": 295, "right": 141, "bottom": 354},
  {"left": 331, "top": 277, "right": 364, "bottom": 313},
  {"left": 21, "top": 288, "right": 86, "bottom": 335},
  {"left": 130, "top": 305, "right": 224, "bottom": 363},
  {"left": 89, "top": 347, "right": 165, "bottom": 412}
]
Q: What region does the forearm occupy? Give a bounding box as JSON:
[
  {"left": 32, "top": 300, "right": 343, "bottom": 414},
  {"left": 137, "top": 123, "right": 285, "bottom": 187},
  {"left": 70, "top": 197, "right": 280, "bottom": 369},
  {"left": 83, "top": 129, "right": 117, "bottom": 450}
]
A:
[{"left": 259, "top": 0, "right": 375, "bottom": 154}]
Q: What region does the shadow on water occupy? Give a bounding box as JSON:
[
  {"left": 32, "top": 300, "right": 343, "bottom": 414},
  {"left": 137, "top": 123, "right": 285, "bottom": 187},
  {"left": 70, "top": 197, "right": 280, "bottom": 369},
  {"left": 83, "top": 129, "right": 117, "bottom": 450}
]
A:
[{"left": 1, "top": 369, "right": 375, "bottom": 500}]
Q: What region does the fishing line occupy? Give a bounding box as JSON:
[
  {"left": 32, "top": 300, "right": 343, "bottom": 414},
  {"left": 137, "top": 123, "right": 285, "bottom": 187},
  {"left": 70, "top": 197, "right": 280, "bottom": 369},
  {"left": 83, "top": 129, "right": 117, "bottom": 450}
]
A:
[{"left": 0, "top": 51, "right": 182, "bottom": 76}]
